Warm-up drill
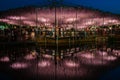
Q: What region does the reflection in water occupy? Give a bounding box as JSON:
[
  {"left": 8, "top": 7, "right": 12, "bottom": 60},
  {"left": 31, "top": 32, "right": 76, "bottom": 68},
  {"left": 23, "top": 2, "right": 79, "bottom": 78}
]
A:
[
  {"left": 0, "top": 56, "right": 10, "bottom": 62},
  {"left": 42, "top": 54, "right": 53, "bottom": 59},
  {"left": 80, "top": 52, "right": 95, "bottom": 59},
  {"left": 64, "top": 60, "right": 79, "bottom": 68},
  {"left": 24, "top": 54, "right": 36, "bottom": 60},
  {"left": 98, "top": 51, "right": 108, "bottom": 56},
  {"left": 0, "top": 43, "right": 120, "bottom": 80},
  {"left": 38, "top": 60, "right": 50, "bottom": 67},
  {"left": 76, "top": 52, "right": 108, "bottom": 65},
  {"left": 113, "top": 50, "right": 120, "bottom": 56},
  {"left": 10, "top": 62, "right": 28, "bottom": 69},
  {"left": 103, "top": 56, "right": 117, "bottom": 61}
]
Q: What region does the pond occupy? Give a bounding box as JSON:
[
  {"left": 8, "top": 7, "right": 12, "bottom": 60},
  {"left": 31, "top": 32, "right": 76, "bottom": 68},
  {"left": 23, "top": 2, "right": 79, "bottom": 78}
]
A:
[{"left": 0, "top": 43, "right": 120, "bottom": 80}]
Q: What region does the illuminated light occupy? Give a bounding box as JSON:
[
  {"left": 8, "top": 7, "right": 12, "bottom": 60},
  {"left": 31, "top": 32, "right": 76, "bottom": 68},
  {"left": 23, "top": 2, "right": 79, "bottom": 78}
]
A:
[
  {"left": 76, "top": 47, "right": 80, "bottom": 52},
  {"left": 24, "top": 54, "right": 36, "bottom": 60},
  {"left": 109, "top": 27, "right": 112, "bottom": 30},
  {"left": 23, "top": 21, "right": 35, "bottom": 26},
  {"left": 44, "top": 23, "right": 51, "bottom": 26},
  {"left": 103, "top": 22, "right": 108, "bottom": 25},
  {"left": 108, "top": 20, "right": 117, "bottom": 23},
  {"left": 80, "top": 53, "right": 95, "bottom": 59},
  {"left": 103, "top": 56, "right": 117, "bottom": 61},
  {"left": 42, "top": 54, "right": 53, "bottom": 59},
  {"left": 66, "top": 18, "right": 77, "bottom": 22},
  {"left": 92, "top": 59, "right": 107, "bottom": 65},
  {"left": 31, "top": 32, "right": 35, "bottom": 39},
  {"left": 67, "top": 24, "right": 73, "bottom": 28},
  {"left": 0, "top": 56, "right": 10, "bottom": 62},
  {"left": 113, "top": 50, "right": 120, "bottom": 56},
  {"left": 77, "top": 52, "right": 108, "bottom": 65},
  {"left": 38, "top": 61, "right": 50, "bottom": 67},
  {"left": 81, "top": 58, "right": 107, "bottom": 65},
  {"left": 85, "top": 21, "right": 95, "bottom": 25},
  {"left": 7, "top": 21, "right": 16, "bottom": 25},
  {"left": 38, "top": 17, "right": 49, "bottom": 22},
  {"left": 0, "top": 19, "right": 9, "bottom": 22},
  {"left": 65, "top": 61, "right": 79, "bottom": 67},
  {"left": 8, "top": 16, "right": 26, "bottom": 20},
  {"left": 0, "top": 25, "right": 7, "bottom": 30},
  {"left": 10, "top": 62, "right": 28, "bottom": 69},
  {"left": 52, "top": 50, "right": 55, "bottom": 56},
  {"left": 0, "top": 8, "right": 120, "bottom": 30},
  {"left": 98, "top": 51, "right": 108, "bottom": 56},
  {"left": 115, "top": 53, "right": 120, "bottom": 56}
]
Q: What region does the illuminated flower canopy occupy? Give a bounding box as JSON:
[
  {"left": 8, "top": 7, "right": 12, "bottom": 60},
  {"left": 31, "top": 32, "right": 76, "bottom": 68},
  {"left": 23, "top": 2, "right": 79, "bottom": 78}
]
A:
[{"left": 0, "top": 7, "right": 120, "bottom": 29}]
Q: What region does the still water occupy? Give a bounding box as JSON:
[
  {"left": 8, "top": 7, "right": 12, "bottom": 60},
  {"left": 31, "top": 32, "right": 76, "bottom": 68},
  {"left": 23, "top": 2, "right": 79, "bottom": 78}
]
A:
[{"left": 0, "top": 43, "right": 120, "bottom": 80}]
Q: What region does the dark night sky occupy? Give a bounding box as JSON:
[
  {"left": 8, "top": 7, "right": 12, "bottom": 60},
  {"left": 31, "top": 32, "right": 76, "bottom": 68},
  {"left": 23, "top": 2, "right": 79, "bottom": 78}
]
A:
[{"left": 0, "top": 0, "right": 120, "bottom": 14}]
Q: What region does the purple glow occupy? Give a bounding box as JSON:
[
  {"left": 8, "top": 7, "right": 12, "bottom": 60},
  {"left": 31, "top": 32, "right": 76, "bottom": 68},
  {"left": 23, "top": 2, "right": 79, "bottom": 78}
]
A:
[
  {"left": 0, "top": 19, "right": 9, "bottom": 22},
  {"left": 7, "top": 16, "right": 26, "bottom": 20},
  {"left": 81, "top": 58, "right": 107, "bottom": 65},
  {"left": 80, "top": 53, "right": 95, "bottom": 59},
  {"left": 65, "top": 18, "right": 77, "bottom": 22},
  {"left": 113, "top": 50, "right": 120, "bottom": 56},
  {"left": 65, "top": 60, "right": 79, "bottom": 67},
  {"left": 0, "top": 56, "right": 10, "bottom": 62},
  {"left": 0, "top": 8, "right": 120, "bottom": 28},
  {"left": 98, "top": 51, "right": 108, "bottom": 56},
  {"left": 42, "top": 54, "right": 53, "bottom": 59},
  {"left": 38, "top": 61, "right": 50, "bottom": 67},
  {"left": 10, "top": 62, "right": 28, "bottom": 69},
  {"left": 76, "top": 52, "right": 108, "bottom": 65},
  {"left": 103, "top": 56, "right": 117, "bottom": 61},
  {"left": 24, "top": 54, "right": 36, "bottom": 60}
]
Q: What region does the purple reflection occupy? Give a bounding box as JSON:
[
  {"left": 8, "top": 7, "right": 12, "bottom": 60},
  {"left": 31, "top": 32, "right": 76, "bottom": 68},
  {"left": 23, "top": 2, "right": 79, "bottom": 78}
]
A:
[
  {"left": 0, "top": 56, "right": 10, "bottom": 62},
  {"left": 81, "top": 58, "right": 107, "bottom": 65},
  {"left": 113, "top": 50, "right": 120, "bottom": 56},
  {"left": 103, "top": 56, "right": 117, "bottom": 61},
  {"left": 76, "top": 52, "right": 108, "bottom": 65},
  {"left": 38, "top": 61, "right": 50, "bottom": 67},
  {"left": 65, "top": 60, "right": 79, "bottom": 67},
  {"left": 98, "top": 51, "right": 108, "bottom": 56},
  {"left": 10, "top": 62, "right": 28, "bottom": 69},
  {"left": 24, "top": 54, "right": 36, "bottom": 60},
  {"left": 42, "top": 54, "right": 53, "bottom": 59},
  {"left": 80, "top": 53, "right": 95, "bottom": 59}
]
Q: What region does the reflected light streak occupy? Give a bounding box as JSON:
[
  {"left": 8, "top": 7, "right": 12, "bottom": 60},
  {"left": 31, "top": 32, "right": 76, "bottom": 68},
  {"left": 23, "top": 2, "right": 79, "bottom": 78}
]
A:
[
  {"left": 65, "top": 60, "right": 79, "bottom": 67},
  {"left": 38, "top": 17, "right": 49, "bottom": 22},
  {"left": 98, "top": 51, "right": 108, "bottom": 56},
  {"left": 24, "top": 54, "right": 36, "bottom": 60},
  {"left": 42, "top": 54, "right": 53, "bottom": 59},
  {"left": 8, "top": 16, "right": 26, "bottom": 20},
  {"left": 113, "top": 50, "right": 120, "bottom": 56},
  {"left": 108, "top": 20, "right": 117, "bottom": 23},
  {"left": 103, "top": 56, "right": 117, "bottom": 61},
  {"left": 76, "top": 52, "right": 108, "bottom": 65},
  {"left": 81, "top": 58, "right": 107, "bottom": 65},
  {"left": 23, "top": 21, "right": 35, "bottom": 26},
  {"left": 38, "top": 61, "right": 50, "bottom": 67},
  {"left": 66, "top": 18, "right": 77, "bottom": 22},
  {"left": 0, "top": 19, "right": 9, "bottom": 22},
  {"left": 0, "top": 56, "right": 10, "bottom": 62},
  {"left": 80, "top": 53, "right": 95, "bottom": 59},
  {"left": 10, "top": 62, "right": 28, "bottom": 69}
]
